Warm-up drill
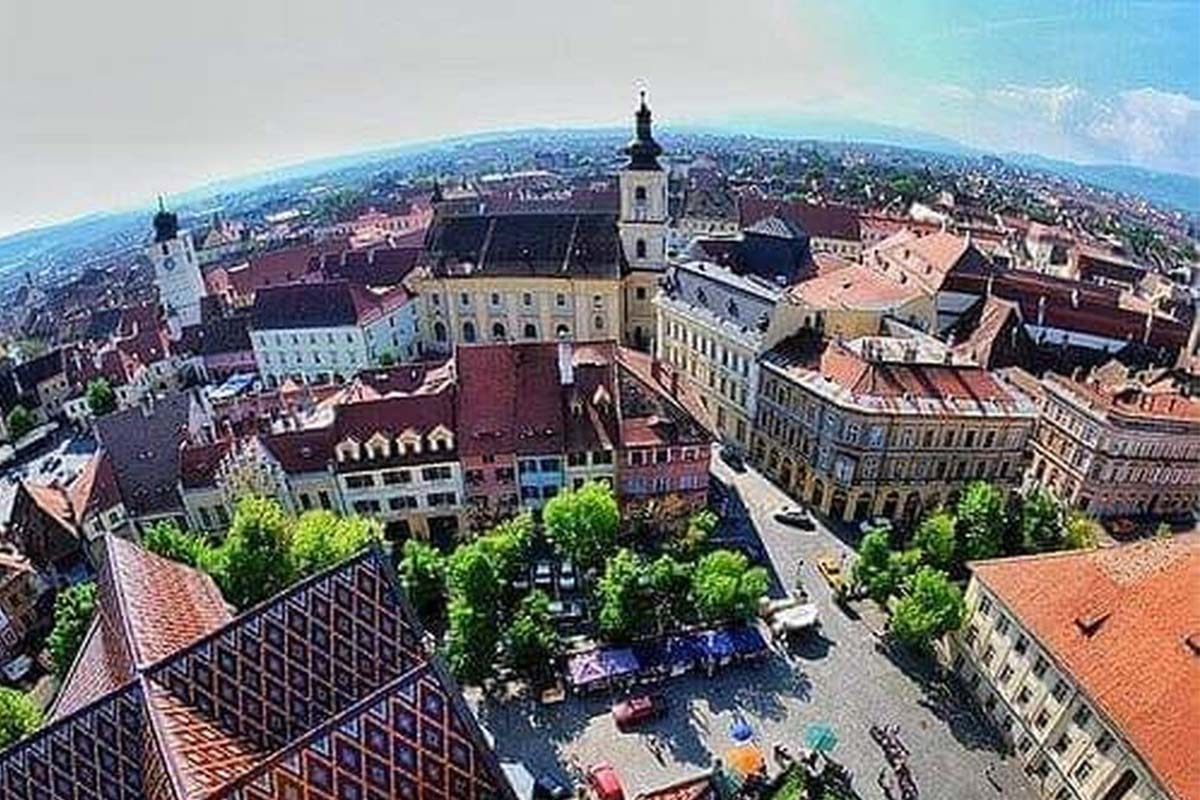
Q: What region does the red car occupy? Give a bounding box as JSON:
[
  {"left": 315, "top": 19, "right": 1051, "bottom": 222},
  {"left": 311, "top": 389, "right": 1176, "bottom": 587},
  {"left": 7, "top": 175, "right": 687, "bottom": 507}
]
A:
[
  {"left": 587, "top": 763, "right": 625, "bottom": 800},
  {"left": 611, "top": 694, "right": 667, "bottom": 731}
]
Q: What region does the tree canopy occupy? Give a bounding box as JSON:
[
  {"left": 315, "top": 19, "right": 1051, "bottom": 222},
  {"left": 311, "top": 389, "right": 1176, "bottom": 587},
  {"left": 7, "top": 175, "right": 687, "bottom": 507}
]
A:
[
  {"left": 504, "top": 590, "right": 559, "bottom": 683},
  {"left": 399, "top": 539, "right": 446, "bottom": 627},
  {"left": 595, "top": 548, "right": 650, "bottom": 641},
  {"left": 0, "top": 688, "right": 41, "bottom": 749},
  {"left": 85, "top": 378, "right": 117, "bottom": 416},
  {"left": 1021, "top": 487, "right": 1064, "bottom": 553},
  {"left": 48, "top": 581, "right": 96, "bottom": 678},
  {"left": 691, "top": 549, "right": 768, "bottom": 624},
  {"left": 6, "top": 405, "right": 34, "bottom": 440},
  {"left": 290, "top": 510, "right": 382, "bottom": 578},
  {"left": 889, "top": 567, "right": 966, "bottom": 651},
  {"left": 912, "top": 509, "right": 957, "bottom": 573},
  {"left": 543, "top": 481, "right": 619, "bottom": 572},
  {"left": 215, "top": 496, "right": 294, "bottom": 609},
  {"left": 956, "top": 482, "right": 1007, "bottom": 561}
]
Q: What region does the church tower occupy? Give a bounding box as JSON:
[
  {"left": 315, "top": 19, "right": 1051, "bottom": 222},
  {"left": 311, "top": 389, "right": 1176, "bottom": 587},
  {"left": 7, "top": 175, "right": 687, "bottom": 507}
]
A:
[
  {"left": 147, "top": 198, "right": 206, "bottom": 333},
  {"left": 618, "top": 92, "right": 669, "bottom": 351}
]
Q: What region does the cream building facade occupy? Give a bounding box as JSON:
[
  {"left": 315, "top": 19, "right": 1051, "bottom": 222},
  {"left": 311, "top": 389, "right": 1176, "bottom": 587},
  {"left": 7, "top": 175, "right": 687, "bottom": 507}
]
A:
[
  {"left": 1012, "top": 363, "right": 1200, "bottom": 520},
  {"left": 754, "top": 334, "right": 1036, "bottom": 525},
  {"left": 947, "top": 538, "right": 1195, "bottom": 800},
  {"left": 656, "top": 260, "right": 780, "bottom": 449}
]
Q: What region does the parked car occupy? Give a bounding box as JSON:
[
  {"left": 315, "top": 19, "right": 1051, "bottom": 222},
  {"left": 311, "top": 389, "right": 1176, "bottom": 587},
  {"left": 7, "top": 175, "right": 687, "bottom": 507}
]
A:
[
  {"left": 534, "top": 561, "right": 554, "bottom": 588},
  {"left": 587, "top": 763, "right": 626, "bottom": 800},
  {"left": 558, "top": 560, "right": 576, "bottom": 592},
  {"left": 858, "top": 517, "right": 893, "bottom": 537},
  {"left": 534, "top": 772, "right": 572, "bottom": 800},
  {"left": 816, "top": 552, "right": 848, "bottom": 598},
  {"left": 547, "top": 599, "right": 584, "bottom": 622},
  {"left": 774, "top": 506, "right": 815, "bottom": 529},
  {"left": 612, "top": 694, "right": 667, "bottom": 731},
  {"left": 719, "top": 445, "right": 746, "bottom": 472}
]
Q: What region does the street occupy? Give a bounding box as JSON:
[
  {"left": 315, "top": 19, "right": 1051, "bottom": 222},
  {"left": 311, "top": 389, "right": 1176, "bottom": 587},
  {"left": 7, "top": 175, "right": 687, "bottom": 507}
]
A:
[{"left": 477, "top": 458, "right": 1036, "bottom": 799}]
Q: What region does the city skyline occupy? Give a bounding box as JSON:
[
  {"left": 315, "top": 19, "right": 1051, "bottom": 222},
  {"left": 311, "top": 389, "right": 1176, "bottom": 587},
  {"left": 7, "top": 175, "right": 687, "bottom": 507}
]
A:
[{"left": 2, "top": 0, "right": 1198, "bottom": 238}]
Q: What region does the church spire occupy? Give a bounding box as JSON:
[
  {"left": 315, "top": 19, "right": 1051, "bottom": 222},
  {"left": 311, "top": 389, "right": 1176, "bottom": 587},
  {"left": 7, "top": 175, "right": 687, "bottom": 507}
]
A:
[
  {"left": 152, "top": 195, "right": 179, "bottom": 243},
  {"left": 623, "top": 90, "right": 663, "bottom": 171}
]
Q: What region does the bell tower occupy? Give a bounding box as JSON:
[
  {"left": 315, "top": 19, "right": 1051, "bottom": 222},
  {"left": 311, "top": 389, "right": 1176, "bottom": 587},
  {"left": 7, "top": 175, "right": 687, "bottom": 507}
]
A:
[
  {"left": 147, "top": 197, "right": 207, "bottom": 333},
  {"left": 618, "top": 92, "right": 669, "bottom": 351}
]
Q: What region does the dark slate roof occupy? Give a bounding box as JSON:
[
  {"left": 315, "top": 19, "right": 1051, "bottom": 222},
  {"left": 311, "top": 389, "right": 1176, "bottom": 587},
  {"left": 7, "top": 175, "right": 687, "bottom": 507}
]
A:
[
  {"left": 250, "top": 281, "right": 370, "bottom": 330},
  {"left": 94, "top": 393, "right": 195, "bottom": 517},
  {"left": 739, "top": 196, "right": 862, "bottom": 241},
  {"left": 423, "top": 212, "right": 625, "bottom": 280},
  {"left": 83, "top": 307, "right": 124, "bottom": 341},
  {"left": 0, "top": 541, "right": 515, "bottom": 800},
  {"left": 13, "top": 348, "right": 64, "bottom": 391},
  {"left": 692, "top": 224, "right": 812, "bottom": 285},
  {"left": 318, "top": 246, "right": 422, "bottom": 287},
  {"left": 177, "top": 313, "right": 253, "bottom": 357}
]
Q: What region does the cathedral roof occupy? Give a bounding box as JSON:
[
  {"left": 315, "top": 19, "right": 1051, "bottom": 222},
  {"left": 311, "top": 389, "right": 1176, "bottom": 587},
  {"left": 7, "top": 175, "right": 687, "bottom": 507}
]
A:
[{"left": 0, "top": 538, "right": 515, "bottom": 800}]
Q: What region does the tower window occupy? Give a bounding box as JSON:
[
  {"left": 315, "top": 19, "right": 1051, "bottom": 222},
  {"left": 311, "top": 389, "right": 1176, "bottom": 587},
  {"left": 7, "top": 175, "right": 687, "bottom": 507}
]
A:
[
  {"left": 635, "top": 186, "right": 647, "bottom": 202},
  {"left": 636, "top": 239, "right": 647, "bottom": 259},
  {"left": 462, "top": 321, "right": 477, "bottom": 342}
]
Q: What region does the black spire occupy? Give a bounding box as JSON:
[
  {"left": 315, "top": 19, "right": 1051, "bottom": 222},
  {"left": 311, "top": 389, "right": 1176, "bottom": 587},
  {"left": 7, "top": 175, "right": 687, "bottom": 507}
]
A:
[
  {"left": 623, "top": 90, "right": 663, "bottom": 171},
  {"left": 152, "top": 195, "right": 179, "bottom": 243}
]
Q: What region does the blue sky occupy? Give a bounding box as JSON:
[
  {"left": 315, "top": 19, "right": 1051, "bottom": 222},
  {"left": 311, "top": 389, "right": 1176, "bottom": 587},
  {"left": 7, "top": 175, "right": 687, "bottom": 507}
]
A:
[{"left": 1, "top": 0, "right": 1197, "bottom": 238}]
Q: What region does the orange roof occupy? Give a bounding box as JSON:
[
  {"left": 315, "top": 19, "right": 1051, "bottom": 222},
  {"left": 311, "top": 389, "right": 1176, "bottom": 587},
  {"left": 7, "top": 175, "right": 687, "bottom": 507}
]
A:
[
  {"left": 24, "top": 482, "right": 78, "bottom": 535},
  {"left": 788, "top": 262, "right": 925, "bottom": 312},
  {"left": 971, "top": 537, "right": 1200, "bottom": 800},
  {"left": 867, "top": 230, "right": 976, "bottom": 294}
]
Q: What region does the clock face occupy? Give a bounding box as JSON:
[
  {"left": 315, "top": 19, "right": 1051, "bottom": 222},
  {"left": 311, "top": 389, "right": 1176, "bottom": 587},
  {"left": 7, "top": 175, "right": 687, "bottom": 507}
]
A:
[{"left": 162, "top": 255, "right": 176, "bottom": 272}]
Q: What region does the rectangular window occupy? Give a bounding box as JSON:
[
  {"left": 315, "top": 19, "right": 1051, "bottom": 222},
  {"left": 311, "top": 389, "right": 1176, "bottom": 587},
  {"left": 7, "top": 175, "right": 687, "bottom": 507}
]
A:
[
  {"left": 979, "top": 596, "right": 993, "bottom": 617},
  {"left": 539, "top": 458, "right": 561, "bottom": 472},
  {"left": 592, "top": 450, "right": 613, "bottom": 465},
  {"left": 1073, "top": 760, "right": 1093, "bottom": 783},
  {"left": 1034, "top": 710, "right": 1050, "bottom": 730},
  {"left": 1015, "top": 634, "right": 1028, "bottom": 655},
  {"left": 996, "top": 615, "right": 1010, "bottom": 635},
  {"left": 421, "top": 465, "right": 452, "bottom": 482},
  {"left": 496, "top": 467, "right": 515, "bottom": 482},
  {"left": 567, "top": 452, "right": 586, "bottom": 467},
  {"left": 1052, "top": 680, "right": 1069, "bottom": 703},
  {"left": 1095, "top": 731, "right": 1115, "bottom": 755},
  {"left": 1072, "top": 705, "right": 1091, "bottom": 727},
  {"left": 388, "top": 496, "right": 418, "bottom": 510},
  {"left": 383, "top": 470, "right": 412, "bottom": 485},
  {"left": 1053, "top": 733, "right": 1071, "bottom": 755},
  {"left": 345, "top": 474, "right": 375, "bottom": 490},
  {"left": 318, "top": 491, "right": 332, "bottom": 509},
  {"left": 1033, "top": 655, "right": 1048, "bottom": 678}
]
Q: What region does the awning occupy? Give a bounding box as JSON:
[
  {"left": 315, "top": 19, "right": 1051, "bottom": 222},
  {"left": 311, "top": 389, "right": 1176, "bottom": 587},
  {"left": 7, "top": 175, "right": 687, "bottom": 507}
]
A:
[
  {"left": 725, "top": 743, "right": 765, "bottom": 777},
  {"left": 567, "top": 648, "right": 640, "bottom": 687},
  {"left": 729, "top": 626, "right": 768, "bottom": 657},
  {"left": 665, "top": 635, "right": 704, "bottom": 670},
  {"left": 699, "top": 629, "right": 736, "bottom": 660}
]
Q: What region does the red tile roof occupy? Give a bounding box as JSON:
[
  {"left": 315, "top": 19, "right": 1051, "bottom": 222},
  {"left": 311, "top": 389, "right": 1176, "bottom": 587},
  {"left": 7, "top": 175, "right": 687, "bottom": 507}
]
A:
[
  {"left": 738, "top": 196, "right": 861, "bottom": 241},
  {"left": 67, "top": 449, "right": 122, "bottom": 521},
  {"left": 971, "top": 537, "right": 1200, "bottom": 800},
  {"left": 455, "top": 343, "right": 565, "bottom": 457}
]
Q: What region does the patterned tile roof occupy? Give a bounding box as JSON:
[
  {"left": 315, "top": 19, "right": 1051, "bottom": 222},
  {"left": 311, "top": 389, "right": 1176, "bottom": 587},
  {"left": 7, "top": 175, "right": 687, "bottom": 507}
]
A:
[{"left": 1, "top": 538, "right": 515, "bottom": 800}]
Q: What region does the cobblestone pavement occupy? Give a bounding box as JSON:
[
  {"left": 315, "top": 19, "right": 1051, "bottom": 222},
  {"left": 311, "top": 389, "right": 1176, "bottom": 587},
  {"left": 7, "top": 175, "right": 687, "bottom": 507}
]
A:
[{"left": 476, "top": 457, "right": 1037, "bottom": 800}]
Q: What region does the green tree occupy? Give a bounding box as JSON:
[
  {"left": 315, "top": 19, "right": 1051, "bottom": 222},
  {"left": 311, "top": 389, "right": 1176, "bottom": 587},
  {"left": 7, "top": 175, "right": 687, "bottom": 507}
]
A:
[
  {"left": 1021, "top": 487, "right": 1064, "bottom": 553},
  {"left": 544, "top": 481, "right": 619, "bottom": 572},
  {"left": 215, "top": 496, "right": 294, "bottom": 609},
  {"left": 852, "top": 530, "right": 896, "bottom": 603},
  {"left": 142, "top": 520, "right": 213, "bottom": 568},
  {"left": 669, "top": 509, "right": 717, "bottom": 559},
  {"left": 377, "top": 350, "right": 397, "bottom": 367},
  {"left": 85, "top": 378, "right": 117, "bottom": 416},
  {"left": 1064, "top": 511, "right": 1102, "bottom": 551},
  {"left": 595, "top": 548, "right": 650, "bottom": 641},
  {"left": 0, "top": 688, "right": 41, "bottom": 748},
  {"left": 446, "top": 542, "right": 500, "bottom": 610},
  {"left": 913, "top": 509, "right": 958, "bottom": 572},
  {"left": 504, "top": 590, "right": 559, "bottom": 683},
  {"left": 6, "top": 405, "right": 34, "bottom": 440},
  {"left": 691, "top": 549, "right": 768, "bottom": 624},
  {"left": 48, "top": 581, "right": 96, "bottom": 677},
  {"left": 478, "top": 513, "right": 534, "bottom": 586},
  {"left": 399, "top": 539, "right": 446, "bottom": 626},
  {"left": 889, "top": 567, "right": 966, "bottom": 652},
  {"left": 647, "top": 553, "right": 693, "bottom": 632},
  {"left": 445, "top": 598, "right": 499, "bottom": 685},
  {"left": 956, "top": 482, "right": 1007, "bottom": 561},
  {"left": 290, "top": 510, "right": 382, "bottom": 577}
]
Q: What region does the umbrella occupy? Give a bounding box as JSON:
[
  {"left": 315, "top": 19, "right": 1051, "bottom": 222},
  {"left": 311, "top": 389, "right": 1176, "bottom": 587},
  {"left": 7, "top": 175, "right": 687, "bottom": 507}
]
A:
[
  {"left": 729, "top": 718, "right": 754, "bottom": 743},
  {"left": 725, "top": 743, "right": 766, "bottom": 777},
  {"left": 804, "top": 722, "right": 839, "bottom": 753}
]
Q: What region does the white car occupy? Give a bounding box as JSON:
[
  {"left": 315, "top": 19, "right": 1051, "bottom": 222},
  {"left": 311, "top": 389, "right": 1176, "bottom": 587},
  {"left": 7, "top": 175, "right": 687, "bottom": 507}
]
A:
[
  {"left": 558, "top": 561, "right": 576, "bottom": 592},
  {"left": 534, "top": 561, "right": 554, "bottom": 588}
]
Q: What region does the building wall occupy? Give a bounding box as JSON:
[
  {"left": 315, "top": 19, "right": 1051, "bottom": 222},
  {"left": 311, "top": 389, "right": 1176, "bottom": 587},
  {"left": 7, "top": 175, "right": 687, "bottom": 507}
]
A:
[
  {"left": 810, "top": 235, "right": 862, "bottom": 261},
  {"left": 363, "top": 301, "right": 420, "bottom": 362},
  {"left": 656, "top": 295, "right": 761, "bottom": 449},
  {"left": 622, "top": 272, "right": 660, "bottom": 351},
  {"left": 517, "top": 454, "right": 565, "bottom": 508},
  {"left": 251, "top": 325, "right": 369, "bottom": 386},
  {"left": 335, "top": 458, "right": 466, "bottom": 542},
  {"left": 947, "top": 578, "right": 1169, "bottom": 800},
  {"left": 617, "top": 444, "right": 710, "bottom": 510},
  {"left": 768, "top": 295, "right": 936, "bottom": 343},
  {"left": 752, "top": 364, "right": 1034, "bottom": 525},
  {"left": 417, "top": 276, "right": 621, "bottom": 354},
  {"left": 1026, "top": 382, "right": 1200, "bottom": 520}
]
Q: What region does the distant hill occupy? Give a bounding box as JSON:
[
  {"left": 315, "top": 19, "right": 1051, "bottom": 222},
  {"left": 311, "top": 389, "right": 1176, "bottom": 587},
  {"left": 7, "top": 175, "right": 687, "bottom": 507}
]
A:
[{"left": 1000, "top": 152, "right": 1200, "bottom": 213}]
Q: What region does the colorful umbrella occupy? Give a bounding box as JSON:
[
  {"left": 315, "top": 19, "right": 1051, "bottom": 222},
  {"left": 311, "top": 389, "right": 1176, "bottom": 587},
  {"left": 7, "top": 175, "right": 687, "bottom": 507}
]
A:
[
  {"left": 729, "top": 718, "right": 753, "bottom": 743},
  {"left": 803, "top": 722, "right": 838, "bottom": 753}
]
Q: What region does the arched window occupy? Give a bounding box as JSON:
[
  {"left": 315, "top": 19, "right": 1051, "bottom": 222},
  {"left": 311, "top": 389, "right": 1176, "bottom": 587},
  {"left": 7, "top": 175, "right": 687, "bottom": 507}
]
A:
[
  {"left": 635, "top": 186, "right": 647, "bottom": 202},
  {"left": 594, "top": 315, "right": 605, "bottom": 331},
  {"left": 462, "top": 321, "right": 476, "bottom": 343},
  {"left": 556, "top": 324, "right": 570, "bottom": 339},
  {"left": 433, "top": 322, "right": 447, "bottom": 343},
  {"left": 727, "top": 300, "right": 739, "bottom": 319},
  {"left": 492, "top": 322, "right": 507, "bottom": 340},
  {"left": 636, "top": 239, "right": 647, "bottom": 259},
  {"left": 523, "top": 323, "right": 538, "bottom": 339}
]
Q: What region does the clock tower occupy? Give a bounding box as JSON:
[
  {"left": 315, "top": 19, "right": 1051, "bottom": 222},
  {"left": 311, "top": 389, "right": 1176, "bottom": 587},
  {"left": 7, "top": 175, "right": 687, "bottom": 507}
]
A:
[
  {"left": 147, "top": 198, "right": 206, "bottom": 332},
  {"left": 618, "top": 92, "right": 669, "bottom": 351}
]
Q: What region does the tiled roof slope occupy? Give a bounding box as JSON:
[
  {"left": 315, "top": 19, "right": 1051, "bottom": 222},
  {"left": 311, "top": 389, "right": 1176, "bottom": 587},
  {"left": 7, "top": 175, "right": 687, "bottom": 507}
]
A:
[
  {"left": 1, "top": 538, "right": 515, "bottom": 800},
  {"left": 971, "top": 536, "right": 1199, "bottom": 800}
]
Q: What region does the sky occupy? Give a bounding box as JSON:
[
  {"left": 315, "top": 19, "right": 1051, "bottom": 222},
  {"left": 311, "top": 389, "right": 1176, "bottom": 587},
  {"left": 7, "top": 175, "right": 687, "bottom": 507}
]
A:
[{"left": 1, "top": 0, "right": 1198, "bottom": 238}]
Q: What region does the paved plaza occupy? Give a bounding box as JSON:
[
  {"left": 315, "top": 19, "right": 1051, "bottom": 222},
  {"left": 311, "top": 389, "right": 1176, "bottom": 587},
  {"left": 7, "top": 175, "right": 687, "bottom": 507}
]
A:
[{"left": 476, "top": 457, "right": 1037, "bottom": 799}]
